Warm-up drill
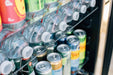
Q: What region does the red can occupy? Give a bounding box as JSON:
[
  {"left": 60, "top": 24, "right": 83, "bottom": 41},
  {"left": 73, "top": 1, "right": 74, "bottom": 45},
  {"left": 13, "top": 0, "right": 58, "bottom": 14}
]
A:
[
  {"left": 0, "top": 0, "right": 26, "bottom": 24},
  {"left": 0, "top": 14, "right": 2, "bottom": 32}
]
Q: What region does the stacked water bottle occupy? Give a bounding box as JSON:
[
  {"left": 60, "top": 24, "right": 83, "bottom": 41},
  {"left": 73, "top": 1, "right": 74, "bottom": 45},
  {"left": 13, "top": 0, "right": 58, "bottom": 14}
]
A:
[{"left": 0, "top": 0, "right": 96, "bottom": 75}]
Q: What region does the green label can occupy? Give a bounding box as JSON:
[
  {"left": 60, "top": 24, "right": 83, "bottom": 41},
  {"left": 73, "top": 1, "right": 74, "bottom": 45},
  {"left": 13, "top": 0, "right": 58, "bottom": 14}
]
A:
[
  {"left": 57, "top": 44, "right": 71, "bottom": 75},
  {"left": 25, "top": 0, "right": 44, "bottom": 12},
  {"left": 73, "top": 29, "right": 86, "bottom": 64}
]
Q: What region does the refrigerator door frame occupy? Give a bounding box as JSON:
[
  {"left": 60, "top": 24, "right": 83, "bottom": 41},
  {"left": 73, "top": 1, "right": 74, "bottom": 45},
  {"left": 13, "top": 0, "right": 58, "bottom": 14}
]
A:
[
  {"left": 94, "top": 0, "right": 113, "bottom": 75},
  {"left": 102, "top": 2, "right": 113, "bottom": 75}
]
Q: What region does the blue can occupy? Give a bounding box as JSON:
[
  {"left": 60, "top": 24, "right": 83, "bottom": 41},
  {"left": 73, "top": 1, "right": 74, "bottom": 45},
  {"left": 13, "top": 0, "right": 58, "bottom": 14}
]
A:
[{"left": 66, "top": 35, "right": 80, "bottom": 75}]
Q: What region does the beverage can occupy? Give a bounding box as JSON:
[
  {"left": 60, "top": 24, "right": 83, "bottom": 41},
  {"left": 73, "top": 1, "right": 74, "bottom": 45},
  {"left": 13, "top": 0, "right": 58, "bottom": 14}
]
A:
[
  {"left": 35, "top": 61, "right": 52, "bottom": 75},
  {"left": 47, "top": 53, "right": 62, "bottom": 75},
  {"left": 34, "top": 46, "right": 47, "bottom": 61},
  {"left": 57, "top": 44, "right": 71, "bottom": 75},
  {"left": 44, "top": 40, "right": 56, "bottom": 55},
  {"left": 66, "top": 35, "right": 80, "bottom": 74},
  {"left": 0, "top": 0, "right": 26, "bottom": 24},
  {"left": 73, "top": 29, "right": 86, "bottom": 64},
  {"left": 0, "top": 14, "right": 2, "bottom": 32}
]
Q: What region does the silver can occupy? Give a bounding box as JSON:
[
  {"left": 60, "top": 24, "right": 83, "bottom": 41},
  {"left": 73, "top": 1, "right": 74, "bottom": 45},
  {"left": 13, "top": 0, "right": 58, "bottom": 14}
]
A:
[
  {"left": 44, "top": 40, "right": 56, "bottom": 55},
  {"left": 47, "top": 53, "right": 62, "bottom": 75},
  {"left": 57, "top": 44, "right": 71, "bottom": 75},
  {"left": 33, "top": 46, "right": 47, "bottom": 61},
  {"left": 35, "top": 61, "right": 52, "bottom": 75}
]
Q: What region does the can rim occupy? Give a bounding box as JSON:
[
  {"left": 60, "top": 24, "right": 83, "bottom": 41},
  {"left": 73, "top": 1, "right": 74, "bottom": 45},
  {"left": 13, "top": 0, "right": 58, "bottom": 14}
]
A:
[
  {"left": 47, "top": 53, "right": 62, "bottom": 62},
  {"left": 57, "top": 44, "right": 70, "bottom": 53},
  {"left": 35, "top": 61, "right": 52, "bottom": 74}
]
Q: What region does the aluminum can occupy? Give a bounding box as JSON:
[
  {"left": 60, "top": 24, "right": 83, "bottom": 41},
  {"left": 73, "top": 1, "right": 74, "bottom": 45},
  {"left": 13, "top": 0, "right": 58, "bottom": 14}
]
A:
[
  {"left": 34, "top": 46, "right": 47, "bottom": 61},
  {"left": 47, "top": 53, "right": 62, "bottom": 75},
  {"left": 0, "top": 0, "right": 26, "bottom": 24},
  {"left": 66, "top": 35, "right": 80, "bottom": 75},
  {"left": 0, "top": 14, "right": 2, "bottom": 32},
  {"left": 57, "top": 44, "right": 71, "bottom": 75},
  {"left": 44, "top": 40, "right": 56, "bottom": 55},
  {"left": 35, "top": 61, "right": 52, "bottom": 75},
  {"left": 73, "top": 29, "right": 86, "bottom": 64}
]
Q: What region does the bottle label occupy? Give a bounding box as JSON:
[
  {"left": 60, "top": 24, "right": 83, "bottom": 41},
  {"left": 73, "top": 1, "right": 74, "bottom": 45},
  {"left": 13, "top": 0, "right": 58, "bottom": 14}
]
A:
[
  {"left": 28, "top": 62, "right": 35, "bottom": 75},
  {"left": 59, "top": 0, "right": 71, "bottom": 5}
]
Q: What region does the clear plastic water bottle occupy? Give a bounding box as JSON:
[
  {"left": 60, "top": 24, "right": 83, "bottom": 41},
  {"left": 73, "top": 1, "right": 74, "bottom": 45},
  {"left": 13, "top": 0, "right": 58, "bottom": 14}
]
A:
[
  {"left": 79, "top": 0, "right": 96, "bottom": 8},
  {"left": 44, "top": 11, "right": 69, "bottom": 33},
  {"left": 44, "top": 0, "right": 58, "bottom": 14},
  {"left": 1, "top": 34, "right": 33, "bottom": 70},
  {"left": 72, "top": 1, "right": 87, "bottom": 14},
  {"left": 22, "top": 21, "right": 51, "bottom": 43},
  {"left": 0, "top": 51, "right": 13, "bottom": 75},
  {"left": 59, "top": 5, "right": 73, "bottom": 23}
]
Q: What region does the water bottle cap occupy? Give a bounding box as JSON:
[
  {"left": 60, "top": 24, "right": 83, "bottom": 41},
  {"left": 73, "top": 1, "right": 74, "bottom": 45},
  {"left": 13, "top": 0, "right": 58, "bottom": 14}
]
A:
[
  {"left": 90, "top": 0, "right": 96, "bottom": 7},
  {"left": 22, "top": 46, "right": 33, "bottom": 59},
  {"left": 80, "top": 5, "right": 87, "bottom": 14},
  {"left": 59, "top": 21, "right": 68, "bottom": 31},
  {"left": 0, "top": 61, "right": 13, "bottom": 74},
  {"left": 73, "top": 12, "right": 79, "bottom": 21},
  {"left": 41, "top": 32, "right": 51, "bottom": 43}
]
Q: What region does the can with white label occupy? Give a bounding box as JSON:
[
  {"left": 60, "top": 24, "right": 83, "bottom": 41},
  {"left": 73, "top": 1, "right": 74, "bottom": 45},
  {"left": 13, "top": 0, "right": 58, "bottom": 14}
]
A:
[{"left": 57, "top": 44, "right": 71, "bottom": 75}]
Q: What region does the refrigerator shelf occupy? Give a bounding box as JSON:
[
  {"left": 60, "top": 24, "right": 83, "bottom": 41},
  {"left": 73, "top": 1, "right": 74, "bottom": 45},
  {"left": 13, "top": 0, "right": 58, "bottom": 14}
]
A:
[{"left": 11, "top": 7, "right": 98, "bottom": 75}]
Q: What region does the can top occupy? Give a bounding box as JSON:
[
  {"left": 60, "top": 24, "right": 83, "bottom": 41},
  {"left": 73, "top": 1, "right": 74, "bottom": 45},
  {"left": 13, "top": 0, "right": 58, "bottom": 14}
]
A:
[
  {"left": 55, "top": 31, "right": 66, "bottom": 39},
  {"left": 47, "top": 53, "right": 61, "bottom": 62},
  {"left": 35, "top": 61, "right": 52, "bottom": 73},
  {"left": 73, "top": 29, "right": 86, "bottom": 38},
  {"left": 66, "top": 35, "right": 80, "bottom": 44},
  {"left": 44, "top": 40, "right": 56, "bottom": 47},
  {"left": 34, "top": 46, "right": 46, "bottom": 56},
  {"left": 57, "top": 44, "right": 70, "bottom": 53}
]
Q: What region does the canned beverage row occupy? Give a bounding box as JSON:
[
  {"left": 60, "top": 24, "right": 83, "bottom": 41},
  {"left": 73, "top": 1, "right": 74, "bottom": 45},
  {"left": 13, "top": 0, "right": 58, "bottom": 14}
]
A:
[
  {"left": 0, "top": 27, "right": 86, "bottom": 75},
  {"left": 0, "top": 0, "right": 96, "bottom": 31}
]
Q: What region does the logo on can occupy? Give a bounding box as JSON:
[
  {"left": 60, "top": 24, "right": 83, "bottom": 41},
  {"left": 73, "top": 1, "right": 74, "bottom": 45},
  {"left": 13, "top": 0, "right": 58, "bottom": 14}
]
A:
[{"left": 0, "top": 0, "right": 26, "bottom": 24}]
